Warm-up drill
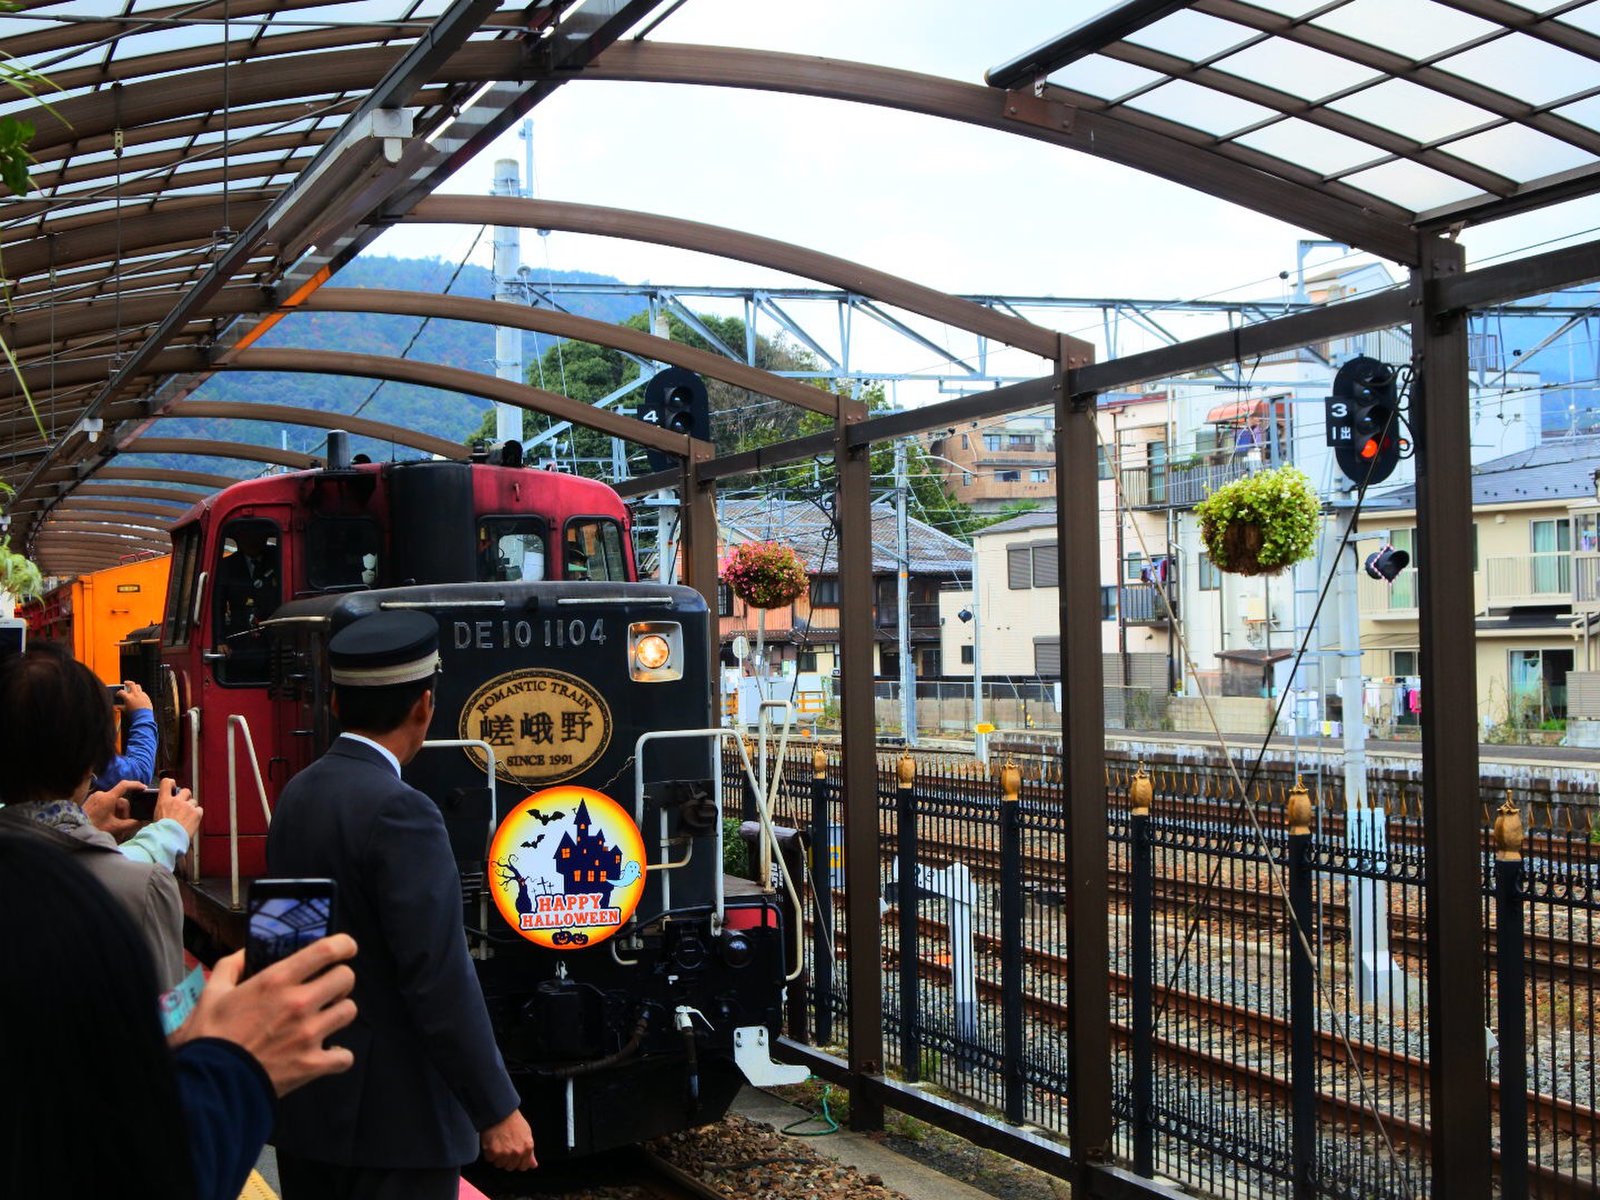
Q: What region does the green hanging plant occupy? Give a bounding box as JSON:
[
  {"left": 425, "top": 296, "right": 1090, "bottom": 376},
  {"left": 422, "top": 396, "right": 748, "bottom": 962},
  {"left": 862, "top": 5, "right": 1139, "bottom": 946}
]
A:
[
  {"left": 0, "top": 481, "right": 42, "bottom": 601},
  {"left": 1195, "top": 465, "right": 1321, "bottom": 577}
]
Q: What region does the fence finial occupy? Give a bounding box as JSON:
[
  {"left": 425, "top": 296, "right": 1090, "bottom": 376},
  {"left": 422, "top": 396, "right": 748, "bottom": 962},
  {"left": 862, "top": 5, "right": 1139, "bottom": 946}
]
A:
[
  {"left": 898, "top": 750, "right": 916, "bottom": 788},
  {"left": 1001, "top": 758, "right": 1021, "bottom": 803},
  {"left": 813, "top": 746, "right": 828, "bottom": 779},
  {"left": 1287, "top": 775, "right": 1313, "bottom": 835},
  {"left": 1130, "top": 761, "right": 1153, "bottom": 817},
  {"left": 1493, "top": 793, "right": 1524, "bottom": 862}
]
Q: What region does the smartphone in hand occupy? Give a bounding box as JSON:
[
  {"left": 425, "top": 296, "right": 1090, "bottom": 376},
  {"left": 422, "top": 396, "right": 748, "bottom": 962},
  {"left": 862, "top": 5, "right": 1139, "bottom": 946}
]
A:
[
  {"left": 244, "top": 879, "right": 338, "bottom": 978},
  {"left": 126, "top": 786, "right": 158, "bottom": 822}
]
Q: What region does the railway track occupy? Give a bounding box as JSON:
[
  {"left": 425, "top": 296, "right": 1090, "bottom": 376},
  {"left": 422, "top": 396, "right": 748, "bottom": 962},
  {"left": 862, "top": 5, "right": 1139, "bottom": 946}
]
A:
[
  {"left": 869, "top": 934, "right": 1599, "bottom": 1200},
  {"left": 475, "top": 1146, "right": 732, "bottom": 1200}
]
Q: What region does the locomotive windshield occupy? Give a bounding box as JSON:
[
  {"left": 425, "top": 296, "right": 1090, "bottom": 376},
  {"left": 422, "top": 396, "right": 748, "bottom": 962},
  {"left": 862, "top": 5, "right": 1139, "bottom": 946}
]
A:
[
  {"left": 564, "top": 518, "right": 627, "bottom": 581},
  {"left": 477, "top": 516, "right": 547, "bottom": 582},
  {"left": 306, "top": 516, "right": 381, "bottom": 591}
]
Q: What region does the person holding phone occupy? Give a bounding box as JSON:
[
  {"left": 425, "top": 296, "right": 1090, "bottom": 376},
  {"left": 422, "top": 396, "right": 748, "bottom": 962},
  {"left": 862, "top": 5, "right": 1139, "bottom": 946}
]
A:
[
  {"left": 0, "top": 644, "right": 185, "bottom": 989},
  {"left": 0, "top": 833, "right": 359, "bottom": 1200},
  {"left": 266, "top": 612, "right": 536, "bottom": 1199}
]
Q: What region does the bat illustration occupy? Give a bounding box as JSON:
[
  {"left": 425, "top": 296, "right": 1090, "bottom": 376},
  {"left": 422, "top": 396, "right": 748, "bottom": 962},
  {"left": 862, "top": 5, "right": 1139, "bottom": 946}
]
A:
[
  {"left": 519, "top": 834, "right": 547, "bottom": 849},
  {"left": 524, "top": 808, "right": 566, "bottom": 826}
]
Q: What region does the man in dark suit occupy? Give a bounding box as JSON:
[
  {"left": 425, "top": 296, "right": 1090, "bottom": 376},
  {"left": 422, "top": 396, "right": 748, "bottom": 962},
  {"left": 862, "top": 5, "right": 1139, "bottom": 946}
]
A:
[{"left": 267, "top": 611, "right": 536, "bottom": 1199}]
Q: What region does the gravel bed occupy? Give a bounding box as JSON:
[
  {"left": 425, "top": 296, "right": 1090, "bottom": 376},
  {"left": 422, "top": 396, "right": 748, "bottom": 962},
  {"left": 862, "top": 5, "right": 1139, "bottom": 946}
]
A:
[{"left": 650, "top": 1115, "right": 908, "bottom": 1200}]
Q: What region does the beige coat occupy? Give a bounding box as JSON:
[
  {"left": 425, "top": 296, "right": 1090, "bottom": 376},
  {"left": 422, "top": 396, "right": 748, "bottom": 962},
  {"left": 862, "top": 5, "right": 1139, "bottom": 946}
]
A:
[{"left": 0, "top": 808, "right": 185, "bottom": 989}]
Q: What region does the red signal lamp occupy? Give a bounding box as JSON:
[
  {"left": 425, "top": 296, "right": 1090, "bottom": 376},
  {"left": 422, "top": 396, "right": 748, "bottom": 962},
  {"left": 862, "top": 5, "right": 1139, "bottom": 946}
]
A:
[{"left": 1360, "top": 438, "right": 1379, "bottom": 460}]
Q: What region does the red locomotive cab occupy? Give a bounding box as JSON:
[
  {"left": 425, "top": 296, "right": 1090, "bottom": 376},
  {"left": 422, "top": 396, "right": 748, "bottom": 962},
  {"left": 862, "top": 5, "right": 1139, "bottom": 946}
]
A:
[{"left": 159, "top": 456, "right": 638, "bottom": 913}]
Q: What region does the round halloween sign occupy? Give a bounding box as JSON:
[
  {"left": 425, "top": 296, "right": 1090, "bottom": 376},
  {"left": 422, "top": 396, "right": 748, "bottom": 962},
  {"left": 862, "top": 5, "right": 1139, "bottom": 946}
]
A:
[{"left": 486, "top": 785, "right": 646, "bottom": 948}]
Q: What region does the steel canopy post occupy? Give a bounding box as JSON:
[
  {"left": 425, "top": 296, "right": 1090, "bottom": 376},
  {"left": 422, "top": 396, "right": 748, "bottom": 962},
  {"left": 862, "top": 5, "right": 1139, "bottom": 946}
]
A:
[
  {"left": 1411, "top": 236, "right": 1490, "bottom": 1197},
  {"left": 1054, "top": 337, "right": 1113, "bottom": 1179},
  {"left": 678, "top": 448, "right": 720, "bottom": 683},
  {"left": 835, "top": 410, "right": 884, "bottom": 1130}
]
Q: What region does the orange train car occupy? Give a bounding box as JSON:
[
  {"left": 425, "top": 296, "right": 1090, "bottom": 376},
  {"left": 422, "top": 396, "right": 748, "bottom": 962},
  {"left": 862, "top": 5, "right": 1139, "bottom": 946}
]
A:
[{"left": 24, "top": 555, "right": 170, "bottom": 685}]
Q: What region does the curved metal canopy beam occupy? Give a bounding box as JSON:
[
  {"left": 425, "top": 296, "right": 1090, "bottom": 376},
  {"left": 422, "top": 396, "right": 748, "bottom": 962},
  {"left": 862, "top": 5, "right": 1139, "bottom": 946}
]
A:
[
  {"left": 120, "top": 438, "right": 317, "bottom": 472},
  {"left": 2, "top": 201, "right": 272, "bottom": 280},
  {"left": 10, "top": 484, "right": 211, "bottom": 509},
  {"left": 53, "top": 500, "right": 184, "bottom": 522},
  {"left": 216, "top": 349, "right": 696, "bottom": 455},
  {"left": 34, "top": 531, "right": 171, "bottom": 552},
  {"left": 164, "top": 400, "right": 467, "bottom": 460},
  {"left": 43, "top": 519, "right": 173, "bottom": 539},
  {"left": 408, "top": 195, "right": 1063, "bottom": 361},
  {"left": 96, "top": 467, "right": 241, "bottom": 490},
  {"left": 293, "top": 290, "right": 853, "bottom": 418}
]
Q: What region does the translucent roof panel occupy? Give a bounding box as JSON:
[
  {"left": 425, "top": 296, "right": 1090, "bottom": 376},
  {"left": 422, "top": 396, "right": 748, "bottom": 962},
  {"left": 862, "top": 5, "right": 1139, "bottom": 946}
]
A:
[
  {"left": 1445, "top": 125, "right": 1596, "bottom": 185},
  {"left": 1339, "top": 157, "right": 1485, "bottom": 211},
  {"left": 1309, "top": 0, "right": 1503, "bottom": 62},
  {"left": 1232, "top": 117, "right": 1385, "bottom": 176},
  {"left": 1123, "top": 79, "right": 1279, "bottom": 138},
  {"left": 1326, "top": 79, "right": 1499, "bottom": 145},
  {"left": 1210, "top": 38, "right": 1385, "bottom": 102},
  {"left": 1434, "top": 33, "right": 1600, "bottom": 108},
  {"left": 1046, "top": 53, "right": 1165, "bottom": 101},
  {"left": 1125, "top": 10, "right": 1259, "bottom": 62}
]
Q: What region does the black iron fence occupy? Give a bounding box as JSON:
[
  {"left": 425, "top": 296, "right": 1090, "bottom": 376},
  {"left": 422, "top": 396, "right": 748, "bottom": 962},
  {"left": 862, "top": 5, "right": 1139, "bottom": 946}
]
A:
[{"left": 722, "top": 747, "right": 1600, "bottom": 1200}]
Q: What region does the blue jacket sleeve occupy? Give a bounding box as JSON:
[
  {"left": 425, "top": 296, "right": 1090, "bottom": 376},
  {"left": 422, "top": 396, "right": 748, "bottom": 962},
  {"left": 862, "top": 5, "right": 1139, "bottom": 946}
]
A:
[
  {"left": 172, "top": 1037, "right": 276, "bottom": 1200},
  {"left": 92, "top": 708, "right": 158, "bottom": 790}
]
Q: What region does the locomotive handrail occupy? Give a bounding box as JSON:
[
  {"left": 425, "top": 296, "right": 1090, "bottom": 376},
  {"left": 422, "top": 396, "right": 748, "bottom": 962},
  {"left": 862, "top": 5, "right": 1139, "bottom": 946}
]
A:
[
  {"left": 186, "top": 706, "right": 202, "bottom": 886},
  {"left": 225, "top": 714, "right": 275, "bottom": 910},
  {"left": 380, "top": 600, "right": 505, "bottom": 609},
  {"left": 634, "top": 725, "right": 807, "bottom": 982},
  {"left": 414, "top": 738, "right": 498, "bottom": 960}
]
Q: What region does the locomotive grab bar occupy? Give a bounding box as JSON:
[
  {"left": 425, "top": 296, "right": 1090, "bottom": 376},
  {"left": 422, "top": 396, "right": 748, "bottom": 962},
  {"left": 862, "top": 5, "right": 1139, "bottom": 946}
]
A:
[
  {"left": 632, "top": 725, "right": 806, "bottom": 982},
  {"left": 414, "top": 738, "right": 498, "bottom": 960},
  {"left": 186, "top": 707, "right": 202, "bottom": 886},
  {"left": 225, "top": 715, "right": 275, "bottom": 910}
]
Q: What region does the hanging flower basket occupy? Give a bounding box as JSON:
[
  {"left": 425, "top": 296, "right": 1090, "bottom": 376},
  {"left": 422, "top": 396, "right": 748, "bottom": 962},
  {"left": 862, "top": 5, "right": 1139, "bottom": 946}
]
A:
[
  {"left": 1195, "top": 465, "right": 1321, "bottom": 577},
  {"left": 722, "top": 541, "right": 807, "bottom": 610},
  {"left": 0, "top": 539, "right": 43, "bottom": 602}
]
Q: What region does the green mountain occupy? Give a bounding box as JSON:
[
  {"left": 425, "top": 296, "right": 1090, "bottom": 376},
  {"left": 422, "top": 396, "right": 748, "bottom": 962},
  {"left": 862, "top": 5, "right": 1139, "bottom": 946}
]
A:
[{"left": 154, "top": 255, "right": 644, "bottom": 466}]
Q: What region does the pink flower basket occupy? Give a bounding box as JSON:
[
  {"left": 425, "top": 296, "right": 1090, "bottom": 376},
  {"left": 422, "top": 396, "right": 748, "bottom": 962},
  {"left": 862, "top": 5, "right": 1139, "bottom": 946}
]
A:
[{"left": 721, "top": 541, "right": 807, "bottom": 610}]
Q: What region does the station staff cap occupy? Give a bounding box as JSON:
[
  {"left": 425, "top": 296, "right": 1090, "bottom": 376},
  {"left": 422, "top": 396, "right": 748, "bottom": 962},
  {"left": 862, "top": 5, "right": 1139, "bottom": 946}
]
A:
[{"left": 328, "top": 611, "right": 441, "bottom": 687}]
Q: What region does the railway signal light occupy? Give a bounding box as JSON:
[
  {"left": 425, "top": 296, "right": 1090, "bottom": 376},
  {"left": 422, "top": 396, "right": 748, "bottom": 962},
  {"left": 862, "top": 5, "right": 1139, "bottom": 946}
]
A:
[
  {"left": 1364, "top": 544, "right": 1410, "bottom": 583},
  {"left": 641, "top": 367, "right": 710, "bottom": 472},
  {"left": 1327, "top": 356, "right": 1402, "bottom": 486}
]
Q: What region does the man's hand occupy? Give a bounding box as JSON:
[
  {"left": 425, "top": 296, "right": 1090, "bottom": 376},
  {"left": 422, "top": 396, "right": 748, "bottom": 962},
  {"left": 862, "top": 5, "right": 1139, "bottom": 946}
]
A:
[
  {"left": 174, "top": 935, "right": 358, "bottom": 1097},
  {"left": 153, "top": 777, "right": 202, "bottom": 840},
  {"left": 480, "top": 1109, "right": 537, "bottom": 1171},
  {"left": 118, "top": 679, "right": 153, "bottom": 712},
  {"left": 83, "top": 779, "right": 143, "bottom": 842}
]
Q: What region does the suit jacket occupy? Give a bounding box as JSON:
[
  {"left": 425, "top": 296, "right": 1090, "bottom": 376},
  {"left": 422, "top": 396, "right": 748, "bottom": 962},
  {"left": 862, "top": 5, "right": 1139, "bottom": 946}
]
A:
[{"left": 266, "top": 737, "right": 519, "bottom": 1169}]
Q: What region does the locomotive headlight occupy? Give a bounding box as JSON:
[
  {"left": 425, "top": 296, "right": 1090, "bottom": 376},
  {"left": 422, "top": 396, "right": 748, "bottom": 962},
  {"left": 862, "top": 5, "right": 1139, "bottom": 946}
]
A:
[{"left": 629, "top": 621, "right": 682, "bottom": 682}]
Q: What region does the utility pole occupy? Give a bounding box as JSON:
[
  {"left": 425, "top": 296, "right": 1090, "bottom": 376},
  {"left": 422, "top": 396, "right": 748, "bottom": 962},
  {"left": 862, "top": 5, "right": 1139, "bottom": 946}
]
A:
[
  {"left": 971, "top": 545, "right": 986, "bottom": 764},
  {"left": 491, "top": 159, "right": 524, "bottom": 445},
  {"left": 1334, "top": 499, "right": 1410, "bottom": 1006},
  {"left": 895, "top": 439, "right": 916, "bottom": 745},
  {"left": 652, "top": 309, "right": 677, "bottom": 586}
]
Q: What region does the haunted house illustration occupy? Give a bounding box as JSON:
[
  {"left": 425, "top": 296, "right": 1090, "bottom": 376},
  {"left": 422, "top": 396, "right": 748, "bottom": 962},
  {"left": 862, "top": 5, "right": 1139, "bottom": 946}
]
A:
[{"left": 555, "top": 799, "right": 624, "bottom": 908}]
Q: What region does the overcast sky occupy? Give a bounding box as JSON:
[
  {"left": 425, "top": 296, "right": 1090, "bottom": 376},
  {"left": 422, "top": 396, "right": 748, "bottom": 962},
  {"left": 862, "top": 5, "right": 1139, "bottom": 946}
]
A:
[{"left": 366, "top": 0, "right": 1600, "bottom": 378}]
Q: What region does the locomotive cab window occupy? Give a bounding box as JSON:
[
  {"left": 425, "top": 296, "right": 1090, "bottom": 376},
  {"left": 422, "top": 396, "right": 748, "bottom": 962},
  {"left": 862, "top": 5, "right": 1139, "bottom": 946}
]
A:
[
  {"left": 564, "top": 518, "right": 627, "bottom": 582},
  {"left": 307, "top": 517, "right": 381, "bottom": 591},
  {"left": 213, "top": 518, "right": 282, "bottom": 686},
  {"left": 478, "top": 517, "right": 547, "bottom": 582},
  {"left": 164, "top": 525, "right": 202, "bottom": 647}
]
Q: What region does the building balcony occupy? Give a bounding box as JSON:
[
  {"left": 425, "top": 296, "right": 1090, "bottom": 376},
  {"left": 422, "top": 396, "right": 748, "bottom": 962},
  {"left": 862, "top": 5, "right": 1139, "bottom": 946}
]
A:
[
  {"left": 1576, "top": 554, "right": 1600, "bottom": 613},
  {"left": 1485, "top": 553, "right": 1571, "bottom": 611},
  {"left": 1120, "top": 583, "right": 1176, "bottom": 624},
  {"left": 875, "top": 602, "right": 941, "bottom": 631},
  {"left": 1119, "top": 455, "right": 1255, "bottom": 510},
  {"left": 1359, "top": 571, "right": 1417, "bottom": 616}
]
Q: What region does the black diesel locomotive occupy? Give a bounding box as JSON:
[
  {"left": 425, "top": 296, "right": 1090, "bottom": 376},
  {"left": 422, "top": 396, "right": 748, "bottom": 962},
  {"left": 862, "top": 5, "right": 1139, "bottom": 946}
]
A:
[{"left": 133, "top": 450, "right": 804, "bottom": 1160}]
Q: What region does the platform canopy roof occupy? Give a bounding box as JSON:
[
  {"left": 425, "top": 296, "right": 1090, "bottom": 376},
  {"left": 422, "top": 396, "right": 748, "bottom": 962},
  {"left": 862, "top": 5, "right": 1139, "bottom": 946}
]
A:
[{"left": 2, "top": 0, "right": 1600, "bottom": 573}]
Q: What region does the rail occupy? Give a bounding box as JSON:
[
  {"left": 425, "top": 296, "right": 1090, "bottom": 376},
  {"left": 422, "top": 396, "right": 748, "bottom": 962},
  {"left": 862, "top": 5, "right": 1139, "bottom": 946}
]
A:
[{"left": 224, "top": 714, "right": 274, "bottom": 910}]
